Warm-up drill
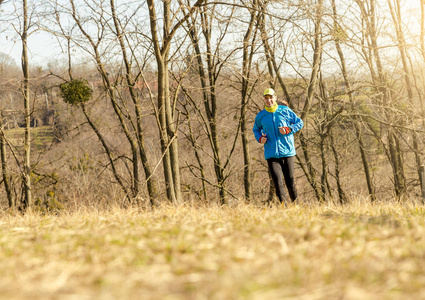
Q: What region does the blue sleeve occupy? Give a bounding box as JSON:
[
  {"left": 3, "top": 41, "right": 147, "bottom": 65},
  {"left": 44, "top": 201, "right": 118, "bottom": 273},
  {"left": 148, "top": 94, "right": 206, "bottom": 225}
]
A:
[
  {"left": 287, "top": 108, "right": 303, "bottom": 133},
  {"left": 253, "top": 114, "right": 263, "bottom": 142}
]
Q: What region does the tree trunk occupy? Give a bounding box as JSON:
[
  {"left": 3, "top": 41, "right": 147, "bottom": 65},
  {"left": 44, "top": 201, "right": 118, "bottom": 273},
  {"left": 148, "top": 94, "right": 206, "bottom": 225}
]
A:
[
  {"left": 164, "top": 59, "right": 182, "bottom": 204},
  {"left": 356, "top": 0, "right": 406, "bottom": 199},
  {"left": 332, "top": 0, "right": 376, "bottom": 201},
  {"left": 0, "top": 114, "right": 14, "bottom": 208},
  {"left": 319, "top": 134, "right": 328, "bottom": 198},
  {"left": 240, "top": 1, "right": 258, "bottom": 201},
  {"left": 299, "top": 0, "right": 324, "bottom": 202},
  {"left": 388, "top": 0, "right": 422, "bottom": 199},
  {"left": 157, "top": 61, "right": 176, "bottom": 203},
  {"left": 146, "top": 0, "right": 204, "bottom": 203},
  {"left": 330, "top": 134, "right": 348, "bottom": 204},
  {"left": 388, "top": 132, "right": 405, "bottom": 200},
  {"left": 185, "top": 6, "right": 228, "bottom": 204},
  {"left": 110, "top": 0, "right": 158, "bottom": 205},
  {"left": 204, "top": 14, "right": 226, "bottom": 205},
  {"left": 22, "top": 0, "right": 31, "bottom": 210}
]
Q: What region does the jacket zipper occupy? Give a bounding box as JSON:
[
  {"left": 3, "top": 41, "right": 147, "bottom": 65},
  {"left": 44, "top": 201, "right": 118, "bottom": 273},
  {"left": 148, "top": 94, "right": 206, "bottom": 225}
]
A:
[{"left": 272, "top": 113, "right": 281, "bottom": 157}]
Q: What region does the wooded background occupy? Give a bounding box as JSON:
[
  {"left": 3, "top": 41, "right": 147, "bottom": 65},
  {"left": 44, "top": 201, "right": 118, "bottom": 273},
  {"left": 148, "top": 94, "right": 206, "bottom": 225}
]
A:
[{"left": 1, "top": 0, "right": 425, "bottom": 210}]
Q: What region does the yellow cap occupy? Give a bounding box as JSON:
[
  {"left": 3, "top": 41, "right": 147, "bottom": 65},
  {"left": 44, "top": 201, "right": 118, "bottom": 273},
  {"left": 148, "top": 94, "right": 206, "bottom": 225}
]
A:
[{"left": 263, "top": 88, "right": 275, "bottom": 96}]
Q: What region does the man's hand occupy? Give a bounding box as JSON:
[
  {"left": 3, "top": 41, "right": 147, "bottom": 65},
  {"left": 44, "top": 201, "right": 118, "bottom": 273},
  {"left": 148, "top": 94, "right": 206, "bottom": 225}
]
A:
[
  {"left": 279, "top": 126, "right": 292, "bottom": 135},
  {"left": 259, "top": 133, "right": 267, "bottom": 144}
]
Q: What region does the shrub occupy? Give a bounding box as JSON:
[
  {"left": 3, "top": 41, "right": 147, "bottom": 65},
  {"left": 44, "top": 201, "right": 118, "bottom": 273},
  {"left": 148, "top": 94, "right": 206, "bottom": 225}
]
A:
[{"left": 34, "top": 190, "right": 64, "bottom": 214}]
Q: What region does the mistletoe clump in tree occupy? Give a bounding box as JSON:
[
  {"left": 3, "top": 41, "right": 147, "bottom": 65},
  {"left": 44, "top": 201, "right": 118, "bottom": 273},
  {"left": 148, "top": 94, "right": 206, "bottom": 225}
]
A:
[{"left": 59, "top": 79, "right": 93, "bottom": 105}]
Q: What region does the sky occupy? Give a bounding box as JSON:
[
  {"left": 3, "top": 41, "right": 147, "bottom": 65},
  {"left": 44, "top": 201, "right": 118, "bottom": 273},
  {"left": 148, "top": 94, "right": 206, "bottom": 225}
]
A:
[
  {"left": 0, "top": 0, "right": 422, "bottom": 69},
  {"left": 1, "top": 31, "right": 65, "bottom": 67},
  {"left": 0, "top": 0, "right": 67, "bottom": 68}
]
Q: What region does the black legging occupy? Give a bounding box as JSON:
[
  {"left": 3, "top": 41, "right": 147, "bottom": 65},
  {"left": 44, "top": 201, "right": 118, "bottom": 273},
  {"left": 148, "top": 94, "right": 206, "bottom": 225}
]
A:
[{"left": 267, "top": 156, "right": 297, "bottom": 204}]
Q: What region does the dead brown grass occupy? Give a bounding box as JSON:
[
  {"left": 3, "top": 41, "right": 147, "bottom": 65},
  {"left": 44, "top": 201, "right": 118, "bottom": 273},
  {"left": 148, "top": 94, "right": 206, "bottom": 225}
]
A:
[{"left": 0, "top": 200, "right": 424, "bottom": 299}]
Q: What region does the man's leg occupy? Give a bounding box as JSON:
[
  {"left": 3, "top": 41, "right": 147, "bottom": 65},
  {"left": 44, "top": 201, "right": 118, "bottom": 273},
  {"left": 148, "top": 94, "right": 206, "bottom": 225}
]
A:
[
  {"left": 281, "top": 156, "right": 298, "bottom": 202},
  {"left": 267, "top": 158, "right": 288, "bottom": 205}
]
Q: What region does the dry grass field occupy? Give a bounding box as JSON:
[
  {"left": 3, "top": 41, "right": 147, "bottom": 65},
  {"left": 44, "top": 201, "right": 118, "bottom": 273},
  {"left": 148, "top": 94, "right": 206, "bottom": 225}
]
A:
[{"left": 0, "top": 200, "right": 424, "bottom": 300}]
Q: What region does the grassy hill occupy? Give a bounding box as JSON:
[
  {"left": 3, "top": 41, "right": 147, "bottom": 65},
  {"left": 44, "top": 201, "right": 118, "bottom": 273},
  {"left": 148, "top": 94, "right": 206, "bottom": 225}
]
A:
[
  {"left": 0, "top": 201, "right": 423, "bottom": 299},
  {"left": 3, "top": 126, "right": 55, "bottom": 151}
]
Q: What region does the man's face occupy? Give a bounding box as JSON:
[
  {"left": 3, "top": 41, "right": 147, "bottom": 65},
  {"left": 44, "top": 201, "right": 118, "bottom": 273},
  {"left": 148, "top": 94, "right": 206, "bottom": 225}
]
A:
[{"left": 264, "top": 94, "right": 276, "bottom": 107}]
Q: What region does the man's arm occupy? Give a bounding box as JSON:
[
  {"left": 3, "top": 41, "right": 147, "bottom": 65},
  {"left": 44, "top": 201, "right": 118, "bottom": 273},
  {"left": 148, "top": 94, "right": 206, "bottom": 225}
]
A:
[
  {"left": 288, "top": 109, "right": 303, "bottom": 133},
  {"left": 253, "top": 114, "right": 265, "bottom": 142}
]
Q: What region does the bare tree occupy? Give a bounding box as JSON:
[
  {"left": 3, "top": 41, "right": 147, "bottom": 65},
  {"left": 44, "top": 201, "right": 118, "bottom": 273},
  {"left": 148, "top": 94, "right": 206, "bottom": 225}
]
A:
[
  {"left": 110, "top": 0, "right": 158, "bottom": 204},
  {"left": 298, "top": 0, "right": 325, "bottom": 202},
  {"left": 331, "top": 0, "right": 376, "bottom": 201},
  {"left": 240, "top": 0, "right": 260, "bottom": 201},
  {"left": 69, "top": 0, "right": 142, "bottom": 203},
  {"left": 387, "top": 0, "right": 423, "bottom": 199},
  {"left": 45, "top": 0, "right": 161, "bottom": 204},
  {"left": 181, "top": 1, "right": 240, "bottom": 204},
  {"left": 21, "top": 0, "right": 32, "bottom": 210},
  {"left": 355, "top": 0, "right": 407, "bottom": 200},
  {"left": 146, "top": 0, "right": 205, "bottom": 204}
]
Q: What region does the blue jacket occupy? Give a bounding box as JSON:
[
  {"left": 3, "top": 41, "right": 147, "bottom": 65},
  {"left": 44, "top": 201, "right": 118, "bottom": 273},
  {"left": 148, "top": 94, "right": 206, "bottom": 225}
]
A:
[{"left": 253, "top": 105, "right": 304, "bottom": 159}]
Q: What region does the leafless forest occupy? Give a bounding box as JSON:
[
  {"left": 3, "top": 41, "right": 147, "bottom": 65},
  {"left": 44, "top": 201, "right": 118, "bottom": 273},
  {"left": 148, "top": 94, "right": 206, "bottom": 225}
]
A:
[{"left": 1, "top": 0, "right": 425, "bottom": 211}]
